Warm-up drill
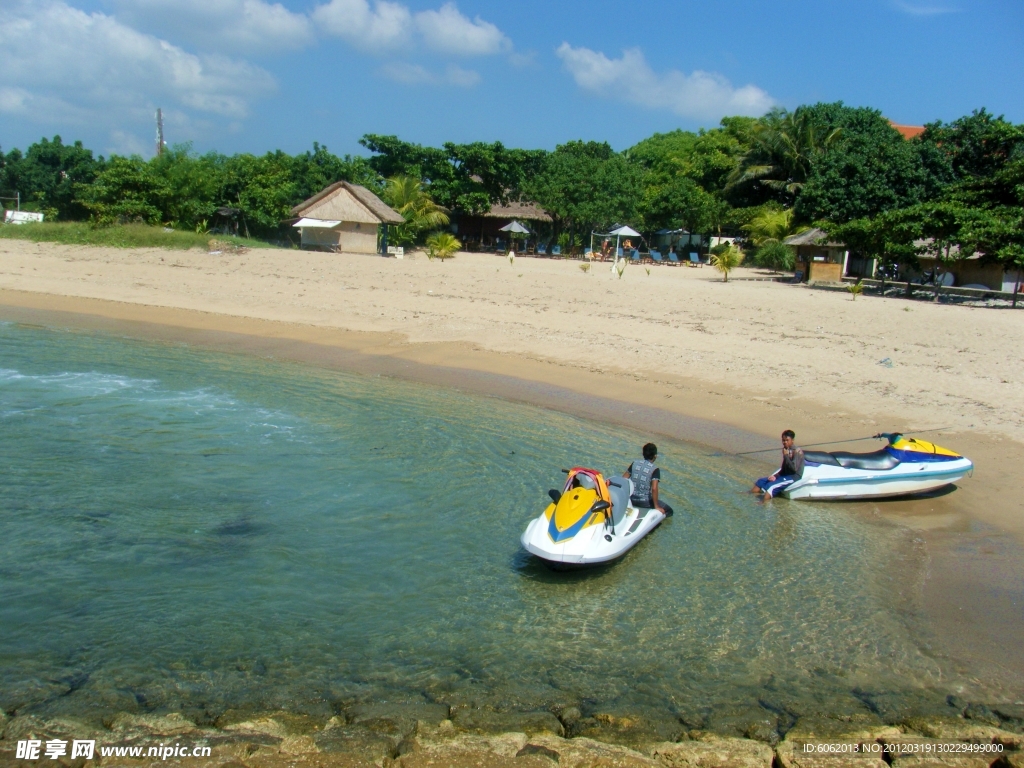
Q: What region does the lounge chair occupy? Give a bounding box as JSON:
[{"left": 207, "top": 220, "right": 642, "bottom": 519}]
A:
[
  {"left": 668, "top": 252, "right": 681, "bottom": 265},
  {"left": 584, "top": 247, "right": 593, "bottom": 257},
  {"left": 616, "top": 247, "right": 624, "bottom": 259},
  {"left": 651, "top": 251, "right": 664, "bottom": 264},
  {"left": 552, "top": 245, "right": 562, "bottom": 256},
  {"left": 630, "top": 249, "right": 641, "bottom": 262},
  {"left": 537, "top": 243, "right": 548, "bottom": 255},
  {"left": 688, "top": 252, "right": 702, "bottom": 267}
]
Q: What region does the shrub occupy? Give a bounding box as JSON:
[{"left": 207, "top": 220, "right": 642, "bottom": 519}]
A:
[
  {"left": 754, "top": 240, "right": 795, "bottom": 272},
  {"left": 426, "top": 231, "right": 460, "bottom": 261},
  {"left": 710, "top": 245, "right": 745, "bottom": 282}
]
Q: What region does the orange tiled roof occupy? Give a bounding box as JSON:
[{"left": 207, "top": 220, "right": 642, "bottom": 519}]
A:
[{"left": 889, "top": 122, "right": 926, "bottom": 140}]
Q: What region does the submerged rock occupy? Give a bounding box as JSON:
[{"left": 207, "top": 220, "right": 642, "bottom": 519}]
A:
[
  {"left": 342, "top": 700, "right": 450, "bottom": 740},
  {"left": 216, "top": 709, "right": 323, "bottom": 735},
  {"left": 107, "top": 711, "right": 200, "bottom": 736},
  {"left": 451, "top": 707, "right": 564, "bottom": 737},
  {"left": 567, "top": 707, "right": 683, "bottom": 746}
]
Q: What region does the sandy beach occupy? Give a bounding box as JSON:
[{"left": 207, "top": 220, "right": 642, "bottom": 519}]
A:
[{"left": 2, "top": 238, "right": 1023, "bottom": 687}]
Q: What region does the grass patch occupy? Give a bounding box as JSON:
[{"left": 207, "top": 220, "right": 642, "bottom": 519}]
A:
[{"left": 0, "top": 222, "right": 280, "bottom": 251}]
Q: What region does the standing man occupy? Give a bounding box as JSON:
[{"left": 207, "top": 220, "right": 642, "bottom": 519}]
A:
[
  {"left": 753, "top": 430, "right": 804, "bottom": 501},
  {"left": 624, "top": 443, "right": 673, "bottom": 515}
]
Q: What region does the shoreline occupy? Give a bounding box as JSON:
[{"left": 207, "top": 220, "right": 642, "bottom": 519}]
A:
[
  {"left": 3, "top": 288, "right": 1024, "bottom": 695},
  {"left": 1, "top": 700, "right": 1023, "bottom": 768}
]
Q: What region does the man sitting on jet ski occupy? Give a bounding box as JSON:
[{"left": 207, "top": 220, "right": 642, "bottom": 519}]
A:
[
  {"left": 753, "top": 430, "right": 805, "bottom": 501},
  {"left": 624, "top": 442, "right": 673, "bottom": 515}
]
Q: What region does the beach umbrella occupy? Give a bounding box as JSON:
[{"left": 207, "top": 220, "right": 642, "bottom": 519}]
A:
[
  {"left": 609, "top": 225, "right": 640, "bottom": 237},
  {"left": 609, "top": 225, "right": 641, "bottom": 259},
  {"left": 499, "top": 220, "right": 530, "bottom": 253},
  {"left": 499, "top": 220, "right": 530, "bottom": 234}
]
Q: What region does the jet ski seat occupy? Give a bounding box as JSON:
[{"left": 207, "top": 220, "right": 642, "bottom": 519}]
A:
[
  {"left": 830, "top": 449, "right": 901, "bottom": 470},
  {"left": 803, "top": 449, "right": 901, "bottom": 470},
  {"left": 605, "top": 476, "right": 631, "bottom": 525},
  {"left": 803, "top": 450, "right": 840, "bottom": 466}
]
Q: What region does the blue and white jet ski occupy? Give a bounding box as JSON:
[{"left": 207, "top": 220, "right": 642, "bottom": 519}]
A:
[
  {"left": 520, "top": 467, "right": 666, "bottom": 568},
  {"left": 782, "top": 433, "right": 972, "bottom": 500}
]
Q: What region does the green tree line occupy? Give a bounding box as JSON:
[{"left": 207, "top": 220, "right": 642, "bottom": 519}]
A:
[{"left": 1, "top": 102, "right": 1021, "bottom": 274}]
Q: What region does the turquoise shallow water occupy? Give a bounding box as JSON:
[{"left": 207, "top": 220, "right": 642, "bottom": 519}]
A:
[{"left": 0, "top": 321, "right": 960, "bottom": 727}]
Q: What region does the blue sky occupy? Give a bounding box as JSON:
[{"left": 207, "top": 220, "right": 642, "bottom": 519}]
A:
[{"left": 1, "top": 0, "right": 1021, "bottom": 158}]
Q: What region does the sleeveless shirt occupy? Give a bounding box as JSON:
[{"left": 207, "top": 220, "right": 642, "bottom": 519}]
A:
[{"left": 629, "top": 458, "right": 658, "bottom": 505}]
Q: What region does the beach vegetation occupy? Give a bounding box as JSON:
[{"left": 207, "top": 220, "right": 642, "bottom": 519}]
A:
[
  {"left": 382, "top": 175, "right": 449, "bottom": 246},
  {"left": 2, "top": 104, "right": 1022, "bottom": 291},
  {"left": 425, "top": 231, "right": 460, "bottom": 261},
  {"left": 0, "top": 221, "right": 275, "bottom": 250},
  {"left": 753, "top": 240, "right": 795, "bottom": 272},
  {"left": 710, "top": 244, "right": 745, "bottom": 282},
  {"left": 743, "top": 207, "right": 807, "bottom": 246},
  {"left": 525, "top": 140, "right": 640, "bottom": 252},
  {"left": 728, "top": 107, "right": 843, "bottom": 205},
  {"left": 847, "top": 280, "right": 864, "bottom": 300}
]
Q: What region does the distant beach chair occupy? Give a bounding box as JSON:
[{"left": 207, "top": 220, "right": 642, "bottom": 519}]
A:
[
  {"left": 551, "top": 245, "right": 562, "bottom": 256},
  {"left": 630, "top": 249, "right": 641, "bottom": 262},
  {"left": 650, "top": 251, "right": 664, "bottom": 264},
  {"left": 537, "top": 243, "right": 548, "bottom": 255},
  {"left": 584, "top": 247, "right": 593, "bottom": 257},
  {"left": 688, "top": 252, "right": 702, "bottom": 267},
  {"left": 616, "top": 246, "right": 624, "bottom": 258},
  {"left": 668, "top": 252, "right": 681, "bottom": 265}
]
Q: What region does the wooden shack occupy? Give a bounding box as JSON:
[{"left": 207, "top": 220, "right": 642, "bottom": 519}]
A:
[
  {"left": 291, "top": 182, "right": 404, "bottom": 254},
  {"left": 784, "top": 228, "right": 848, "bottom": 283}
]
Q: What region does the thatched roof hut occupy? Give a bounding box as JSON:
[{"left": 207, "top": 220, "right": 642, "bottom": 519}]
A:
[
  {"left": 291, "top": 182, "right": 403, "bottom": 253},
  {"left": 456, "top": 200, "right": 552, "bottom": 250}
]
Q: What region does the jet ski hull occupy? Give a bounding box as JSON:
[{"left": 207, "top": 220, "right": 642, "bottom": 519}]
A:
[
  {"left": 521, "top": 469, "right": 666, "bottom": 568},
  {"left": 781, "top": 436, "right": 972, "bottom": 500},
  {"left": 521, "top": 505, "right": 665, "bottom": 568}
]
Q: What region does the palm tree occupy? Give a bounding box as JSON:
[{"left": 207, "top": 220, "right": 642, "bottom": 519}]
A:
[
  {"left": 742, "top": 208, "right": 808, "bottom": 246},
  {"left": 426, "top": 232, "right": 461, "bottom": 261},
  {"left": 382, "top": 176, "right": 449, "bottom": 245},
  {"left": 710, "top": 245, "right": 745, "bottom": 282},
  {"left": 728, "top": 108, "right": 842, "bottom": 201}
]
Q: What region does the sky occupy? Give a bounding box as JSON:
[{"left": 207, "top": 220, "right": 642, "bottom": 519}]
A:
[{"left": 1, "top": 0, "right": 1022, "bottom": 159}]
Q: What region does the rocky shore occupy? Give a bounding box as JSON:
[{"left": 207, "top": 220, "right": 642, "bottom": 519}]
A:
[{"left": 2, "top": 698, "right": 1022, "bottom": 768}]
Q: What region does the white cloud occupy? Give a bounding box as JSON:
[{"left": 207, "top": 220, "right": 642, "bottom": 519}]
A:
[
  {"left": 312, "top": 0, "right": 412, "bottom": 50},
  {"left": 108, "top": 130, "right": 152, "bottom": 157},
  {"left": 556, "top": 43, "right": 775, "bottom": 121},
  {"left": 0, "top": 0, "right": 275, "bottom": 125},
  {"left": 380, "top": 61, "right": 434, "bottom": 84},
  {"left": 893, "top": 1, "right": 958, "bottom": 15},
  {"left": 379, "top": 61, "right": 480, "bottom": 87},
  {"left": 414, "top": 2, "right": 510, "bottom": 56},
  {"left": 444, "top": 64, "right": 481, "bottom": 87},
  {"left": 112, "top": 0, "right": 313, "bottom": 54}
]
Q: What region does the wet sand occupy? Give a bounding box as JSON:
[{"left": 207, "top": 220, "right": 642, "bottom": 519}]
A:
[{"left": 1, "top": 240, "right": 1022, "bottom": 692}]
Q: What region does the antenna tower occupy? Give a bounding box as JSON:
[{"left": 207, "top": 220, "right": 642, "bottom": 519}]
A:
[{"left": 155, "top": 108, "right": 165, "bottom": 156}]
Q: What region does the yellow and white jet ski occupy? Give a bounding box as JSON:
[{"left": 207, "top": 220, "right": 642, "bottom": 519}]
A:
[
  {"left": 783, "top": 434, "right": 972, "bottom": 500},
  {"left": 520, "top": 467, "right": 666, "bottom": 568}
]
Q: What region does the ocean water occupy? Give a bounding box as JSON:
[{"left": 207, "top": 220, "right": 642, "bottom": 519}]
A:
[{"left": 0, "top": 321, "right": 958, "bottom": 728}]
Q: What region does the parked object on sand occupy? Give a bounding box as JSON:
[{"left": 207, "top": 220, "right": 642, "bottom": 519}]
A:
[
  {"left": 521, "top": 467, "right": 666, "bottom": 569},
  {"left": 780, "top": 433, "right": 972, "bottom": 500}
]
